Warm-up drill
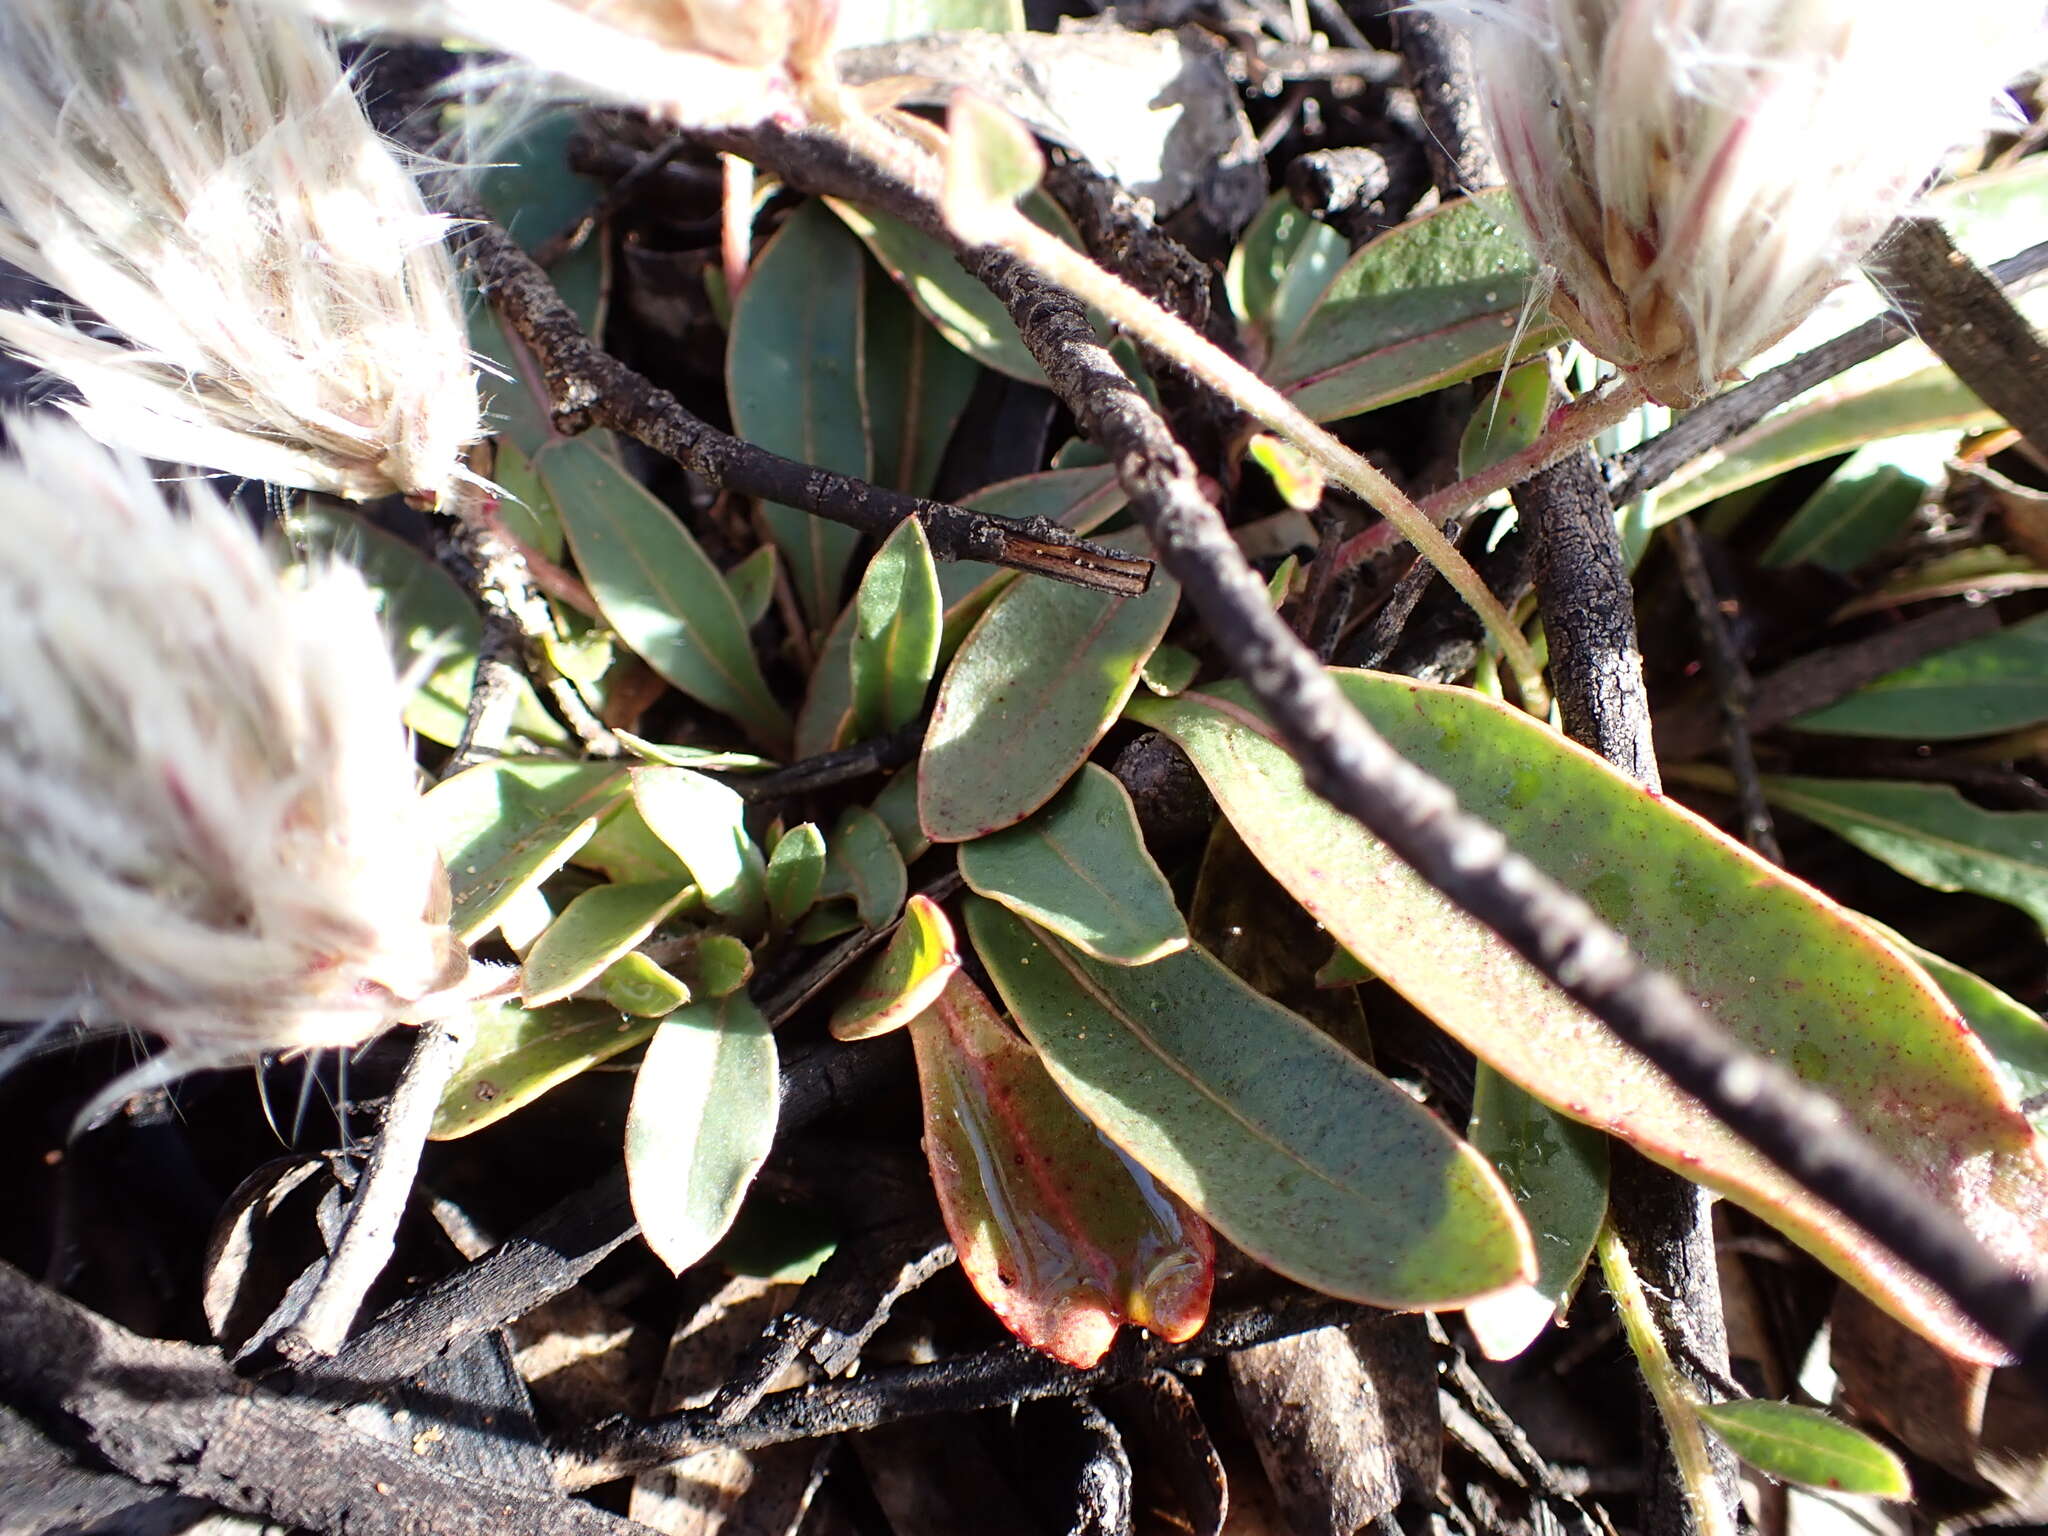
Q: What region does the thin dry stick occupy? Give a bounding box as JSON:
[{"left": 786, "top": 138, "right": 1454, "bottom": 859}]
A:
[{"left": 274, "top": 1013, "right": 473, "bottom": 1361}]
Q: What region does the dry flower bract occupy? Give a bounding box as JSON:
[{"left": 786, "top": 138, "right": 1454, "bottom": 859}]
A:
[
  {"left": 274, "top": 0, "right": 843, "bottom": 128},
  {"left": 0, "top": 415, "right": 468, "bottom": 1089},
  {"left": 0, "top": 0, "right": 480, "bottom": 502},
  {"left": 1444, "top": 0, "right": 2041, "bottom": 406}
]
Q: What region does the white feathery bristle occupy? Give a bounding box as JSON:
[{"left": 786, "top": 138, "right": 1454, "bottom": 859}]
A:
[
  {"left": 0, "top": 0, "right": 481, "bottom": 503},
  {"left": 0, "top": 414, "right": 468, "bottom": 1081},
  {"left": 1441, "top": 0, "right": 2045, "bottom": 406},
  {"left": 268, "top": 0, "right": 840, "bottom": 127}
]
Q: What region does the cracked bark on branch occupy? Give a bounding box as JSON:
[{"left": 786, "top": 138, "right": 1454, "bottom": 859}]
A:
[{"left": 698, "top": 117, "right": 2048, "bottom": 1383}]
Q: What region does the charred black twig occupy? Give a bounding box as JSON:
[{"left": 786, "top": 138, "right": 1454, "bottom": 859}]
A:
[
  {"left": 703, "top": 117, "right": 2048, "bottom": 1383},
  {"left": 433, "top": 183, "right": 1150, "bottom": 600},
  {"left": 735, "top": 718, "right": 927, "bottom": 802}
]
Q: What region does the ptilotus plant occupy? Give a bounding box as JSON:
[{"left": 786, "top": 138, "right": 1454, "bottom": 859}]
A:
[
  {"left": 1442, "top": 0, "right": 2039, "bottom": 406},
  {"left": 0, "top": 416, "right": 474, "bottom": 1102},
  {"left": 0, "top": 0, "right": 480, "bottom": 503}
]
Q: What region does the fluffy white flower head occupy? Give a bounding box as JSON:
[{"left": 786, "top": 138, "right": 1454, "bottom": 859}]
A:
[
  {"left": 1445, "top": 0, "right": 2039, "bottom": 406},
  {"left": 0, "top": 415, "right": 467, "bottom": 1082},
  {"left": 0, "top": 0, "right": 481, "bottom": 502},
  {"left": 275, "top": 0, "right": 843, "bottom": 129}
]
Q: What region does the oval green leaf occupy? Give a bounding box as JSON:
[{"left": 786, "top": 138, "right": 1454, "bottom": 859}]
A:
[
  {"left": 520, "top": 880, "right": 691, "bottom": 1007},
  {"left": 1695, "top": 1399, "right": 1911, "bottom": 1498},
  {"left": 1227, "top": 191, "right": 1347, "bottom": 361},
  {"left": 851, "top": 514, "right": 942, "bottom": 737},
  {"left": 678, "top": 931, "right": 754, "bottom": 999},
  {"left": 541, "top": 434, "right": 790, "bottom": 749},
  {"left": 600, "top": 951, "right": 692, "bottom": 1018},
  {"left": 966, "top": 897, "right": 1536, "bottom": 1308},
  {"left": 725, "top": 544, "right": 778, "bottom": 629},
  {"left": 1265, "top": 192, "right": 1568, "bottom": 424},
  {"left": 1464, "top": 1065, "right": 1609, "bottom": 1361},
  {"left": 911, "top": 969, "right": 1214, "bottom": 1367},
  {"left": 729, "top": 202, "right": 871, "bottom": 630},
  {"left": 1790, "top": 613, "right": 2048, "bottom": 739},
  {"left": 765, "top": 822, "right": 828, "bottom": 931},
  {"left": 1760, "top": 775, "right": 2048, "bottom": 932},
  {"left": 865, "top": 253, "right": 982, "bottom": 495},
  {"left": 625, "top": 993, "right": 780, "bottom": 1275},
  {"left": 920, "top": 533, "right": 1179, "bottom": 842},
  {"left": 795, "top": 599, "right": 858, "bottom": 760},
  {"left": 632, "top": 767, "right": 769, "bottom": 932},
  {"left": 433, "top": 1000, "right": 657, "bottom": 1140},
  {"left": 1458, "top": 359, "right": 1553, "bottom": 479},
  {"left": 830, "top": 892, "right": 960, "bottom": 1041},
  {"left": 959, "top": 762, "right": 1188, "bottom": 964},
  {"left": 426, "top": 760, "right": 626, "bottom": 943},
  {"left": 826, "top": 804, "right": 908, "bottom": 929},
  {"left": 1128, "top": 674, "right": 2048, "bottom": 1362}
]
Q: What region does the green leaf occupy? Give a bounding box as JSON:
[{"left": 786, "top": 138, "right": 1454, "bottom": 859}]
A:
[
  {"left": 1141, "top": 643, "right": 1201, "bottom": 696},
  {"left": 678, "top": 932, "right": 753, "bottom": 999},
  {"left": 426, "top": 760, "right": 625, "bottom": 943},
  {"left": 599, "top": 952, "right": 692, "bottom": 1018},
  {"left": 871, "top": 766, "right": 932, "bottom": 865},
  {"left": 959, "top": 763, "right": 1188, "bottom": 964},
  {"left": 541, "top": 434, "right": 790, "bottom": 748},
  {"left": 612, "top": 736, "right": 778, "bottom": 773},
  {"left": 920, "top": 532, "right": 1179, "bottom": 841},
  {"left": 1464, "top": 1065, "right": 1608, "bottom": 1361},
  {"left": 520, "top": 880, "right": 691, "bottom": 1007},
  {"left": 1129, "top": 674, "right": 2048, "bottom": 1363},
  {"left": 765, "top": 822, "right": 827, "bottom": 930},
  {"left": 1227, "top": 191, "right": 1347, "bottom": 359},
  {"left": 632, "top": 767, "right": 769, "bottom": 932},
  {"left": 1759, "top": 433, "right": 1951, "bottom": 573},
  {"left": 1458, "top": 359, "right": 1553, "bottom": 479},
  {"left": 725, "top": 544, "right": 777, "bottom": 629},
  {"left": 827, "top": 804, "right": 908, "bottom": 928},
  {"left": 1694, "top": 1400, "right": 1911, "bottom": 1498},
  {"left": 625, "top": 994, "right": 780, "bottom": 1274},
  {"left": 830, "top": 892, "right": 960, "bottom": 1040},
  {"left": 728, "top": 202, "right": 871, "bottom": 630},
  {"left": 942, "top": 91, "right": 1046, "bottom": 246},
  {"left": 1265, "top": 192, "right": 1568, "bottom": 423},
  {"left": 1882, "top": 933, "right": 2048, "bottom": 1132},
  {"left": 851, "top": 515, "right": 943, "bottom": 737},
  {"left": 284, "top": 502, "right": 563, "bottom": 751},
  {"left": 828, "top": 194, "right": 1085, "bottom": 383},
  {"left": 866, "top": 274, "right": 981, "bottom": 495},
  {"left": 1246, "top": 434, "right": 1324, "bottom": 511},
  {"left": 967, "top": 898, "right": 1535, "bottom": 1308},
  {"left": 910, "top": 969, "right": 1214, "bottom": 1367},
  {"left": 1790, "top": 614, "right": 2048, "bottom": 739},
  {"left": 572, "top": 800, "right": 690, "bottom": 886},
  {"left": 432, "top": 1000, "right": 655, "bottom": 1140},
  {"left": 795, "top": 599, "right": 858, "bottom": 760},
  {"left": 1761, "top": 775, "right": 2048, "bottom": 932}
]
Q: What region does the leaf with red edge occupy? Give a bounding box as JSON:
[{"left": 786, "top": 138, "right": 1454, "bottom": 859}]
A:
[
  {"left": 831, "top": 894, "right": 961, "bottom": 1041},
  {"left": 1128, "top": 673, "right": 2048, "bottom": 1363},
  {"left": 909, "top": 970, "right": 1214, "bottom": 1367}
]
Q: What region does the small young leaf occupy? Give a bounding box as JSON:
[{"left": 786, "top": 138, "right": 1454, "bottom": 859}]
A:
[
  {"left": 728, "top": 202, "right": 871, "bottom": 631},
  {"left": 851, "top": 516, "right": 942, "bottom": 737},
  {"left": 572, "top": 800, "right": 691, "bottom": 886},
  {"left": 677, "top": 932, "right": 754, "bottom": 999},
  {"left": 433, "top": 1000, "right": 656, "bottom": 1140},
  {"left": 725, "top": 544, "right": 778, "bottom": 628},
  {"left": 1464, "top": 1065, "right": 1609, "bottom": 1361},
  {"left": 1760, "top": 433, "right": 1950, "bottom": 573},
  {"left": 1695, "top": 1400, "right": 1912, "bottom": 1498},
  {"left": 959, "top": 763, "right": 1188, "bottom": 964},
  {"left": 830, "top": 893, "right": 960, "bottom": 1040},
  {"left": 911, "top": 970, "right": 1215, "bottom": 1367},
  {"left": 626, "top": 994, "right": 780, "bottom": 1275},
  {"left": 543, "top": 435, "right": 790, "bottom": 748},
  {"left": 943, "top": 91, "right": 1046, "bottom": 244},
  {"left": 520, "top": 881, "right": 691, "bottom": 1007},
  {"left": 1761, "top": 775, "right": 2048, "bottom": 932},
  {"left": 426, "top": 761, "right": 625, "bottom": 943},
  {"left": 1247, "top": 434, "right": 1324, "bottom": 511},
  {"left": 600, "top": 952, "right": 692, "bottom": 1018},
  {"left": 795, "top": 599, "right": 857, "bottom": 760},
  {"left": 1227, "top": 191, "right": 1346, "bottom": 356},
  {"left": 967, "top": 898, "right": 1535, "bottom": 1308},
  {"left": 921, "top": 532, "right": 1179, "bottom": 841},
  {"left": 1458, "top": 359, "right": 1553, "bottom": 479},
  {"left": 765, "top": 822, "right": 828, "bottom": 930},
  {"left": 632, "top": 767, "right": 769, "bottom": 932},
  {"left": 1141, "top": 643, "right": 1201, "bottom": 697},
  {"left": 827, "top": 805, "right": 909, "bottom": 928},
  {"left": 870, "top": 767, "right": 931, "bottom": 865}
]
